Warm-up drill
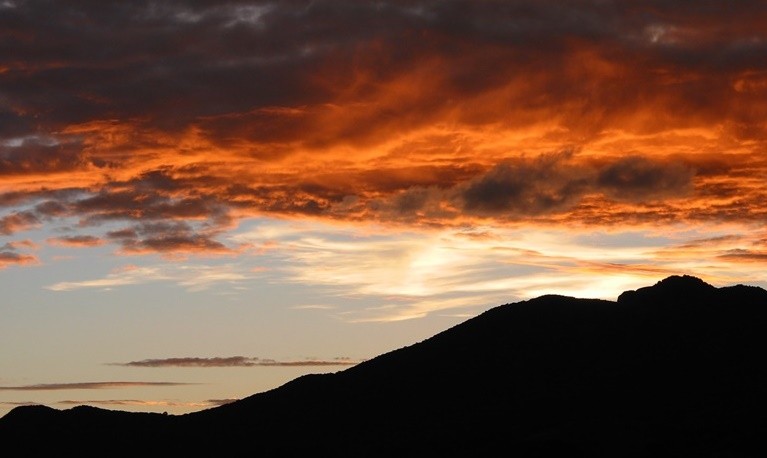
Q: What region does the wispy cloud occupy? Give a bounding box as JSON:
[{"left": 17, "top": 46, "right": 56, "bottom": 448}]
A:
[
  {"left": 231, "top": 220, "right": 767, "bottom": 321},
  {"left": 46, "top": 235, "right": 105, "bottom": 247},
  {"left": 718, "top": 249, "right": 767, "bottom": 263},
  {"left": 0, "top": 401, "right": 40, "bottom": 407},
  {"left": 45, "top": 263, "right": 251, "bottom": 292},
  {"left": 231, "top": 221, "right": 650, "bottom": 320},
  {"left": 57, "top": 399, "right": 230, "bottom": 408},
  {"left": 0, "top": 382, "right": 194, "bottom": 391},
  {"left": 115, "top": 356, "right": 362, "bottom": 368},
  {"left": 0, "top": 398, "right": 233, "bottom": 410}
]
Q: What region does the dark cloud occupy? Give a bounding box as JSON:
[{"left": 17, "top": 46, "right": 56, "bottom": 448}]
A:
[
  {"left": 121, "top": 356, "right": 259, "bottom": 367},
  {"left": 106, "top": 228, "right": 138, "bottom": 240},
  {"left": 0, "top": 137, "right": 88, "bottom": 175},
  {"left": 122, "top": 235, "right": 230, "bottom": 254},
  {"left": 116, "top": 221, "right": 232, "bottom": 255},
  {"left": 34, "top": 200, "right": 70, "bottom": 217},
  {"left": 1, "top": 239, "right": 36, "bottom": 249},
  {"left": 55, "top": 399, "right": 218, "bottom": 408},
  {"left": 205, "top": 399, "right": 237, "bottom": 407},
  {"left": 117, "top": 356, "right": 361, "bottom": 367},
  {"left": 0, "top": 401, "right": 39, "bottom": 407},
  {"left": 74, "top": 192, "right": 223, "bottom": 223},
  {"left": 0, "top": 249, "right": 36, "bottom": 267},
  {"left": 677, "top": 235, "right": 743, "bottom": 249},
  {"left": 0, "top": 191, "right": 34, "bottom": 208},
  {"left": 459, "top": 152, "right": 592, "bottom": 216},
  {"left": 394, "top": 186, "right": 440, "bottom": 214},
  {"left": 3, "top": 0, "right": 765, "bottom": 142},
  {"left": 0, "top": 188, "right": 86, "bottom": 210},
  {"left": 718, "top": 249, "right": 767, "bottom": 262},
  {"left": 0, "top": 211, "right": 39, "bottom": 235},
  {"left": 47, "top": 235, "right": 104, "bottom": 247},
  {"left": 597, "top": 156, "right": 694, "bottom": 202},
  {"left": 0, "top": 239, "right": 37, "bottom": 268},
  {"left": 393, "top": 153, "right": 694, "bottom": 219}
]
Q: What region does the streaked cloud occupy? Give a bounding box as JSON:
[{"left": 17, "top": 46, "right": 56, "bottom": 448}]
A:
[
  {"left": 0, "top": 401, "right": 40, "bottom": 407},
  {"left": 0, "top": 381, "right": 194, "bottom": 391},
  {"left": 718, "top": 249, "right": 767, "bottom": 263},
  {"left": 56, "top": 399, "right": 231, "bottom": 408},
  {"left": 45, "top": 263, "right": 252, "bottom": 292},
  {"left": 676, "top": 235, "right": 745, "bottom": 249},
  {"left": 46, "top": 235, "right": 104, "bottom": 247},
  {"left": 116, "top": 356, "right": 361, "bottom": 368},
  {"left": 232, "top": 219, "right": 767, "bottom": 321},
  {"left": 0, "top": 398, "right": 233, "bottom": 411}
]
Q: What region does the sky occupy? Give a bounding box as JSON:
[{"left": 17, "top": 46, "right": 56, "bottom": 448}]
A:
[{"left": 1, "top": 0, "right": 766, "bottom": 418}]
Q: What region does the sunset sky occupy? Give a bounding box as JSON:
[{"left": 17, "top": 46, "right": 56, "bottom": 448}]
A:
[{"left": 1, "top": 0, "right": 766, "bottom": 417}]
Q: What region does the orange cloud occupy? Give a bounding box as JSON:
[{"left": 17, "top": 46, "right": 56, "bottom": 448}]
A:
[
  {"left": 0, "top": 1, "right": 764, "bottom": 256},
  {"left": 0, "top": 211, "right": 39, "bottom": 235},
  {"left": 0, "top": 250, "right": 37, "bottom": 268},
  {"left": 0, "top": 240, "right": 38, "bottom": 268},
  {"left": 718, "top": 249, "right": 767, "bottom": 263},
  {"left": 47, "top": 235, "right": 104, "bottom": 247}
]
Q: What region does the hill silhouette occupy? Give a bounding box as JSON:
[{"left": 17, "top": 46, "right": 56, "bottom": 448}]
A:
[{"left": 2, "top": 275, "right": 767, "bottom": 457}]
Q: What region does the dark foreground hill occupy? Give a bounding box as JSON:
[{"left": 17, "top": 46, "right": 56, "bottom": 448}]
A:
[{"left": 2, "top": 275, "right": 767, "bottom": 457}]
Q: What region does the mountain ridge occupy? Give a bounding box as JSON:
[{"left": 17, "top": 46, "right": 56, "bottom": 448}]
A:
[{"left": 2, "top": 275, "right": 766, "bottom": 457}]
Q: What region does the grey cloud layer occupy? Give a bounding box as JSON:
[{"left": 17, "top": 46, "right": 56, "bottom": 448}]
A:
[
  {"left": 3, "top": 0, "right": 764, "bottom": 140},
  {"left": 393, "top": 153, "right": 695, "bottom": 219}
]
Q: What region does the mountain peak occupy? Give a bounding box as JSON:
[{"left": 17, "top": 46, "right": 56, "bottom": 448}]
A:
[
  {"left": 654, "top": 274, "right": 715, "bottom": 290},
  {"left": 617, "top": 274, "right": 716, "bottom": 304}
]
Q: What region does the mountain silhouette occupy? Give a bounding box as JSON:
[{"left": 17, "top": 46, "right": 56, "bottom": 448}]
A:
[{"left": 2, "top": 275, "right": 767, "bottom": 457}]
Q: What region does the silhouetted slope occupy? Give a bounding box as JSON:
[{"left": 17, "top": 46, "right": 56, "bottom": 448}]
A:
[{"left": 2, "top": 275, "right": 767, "bottom": 457}]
